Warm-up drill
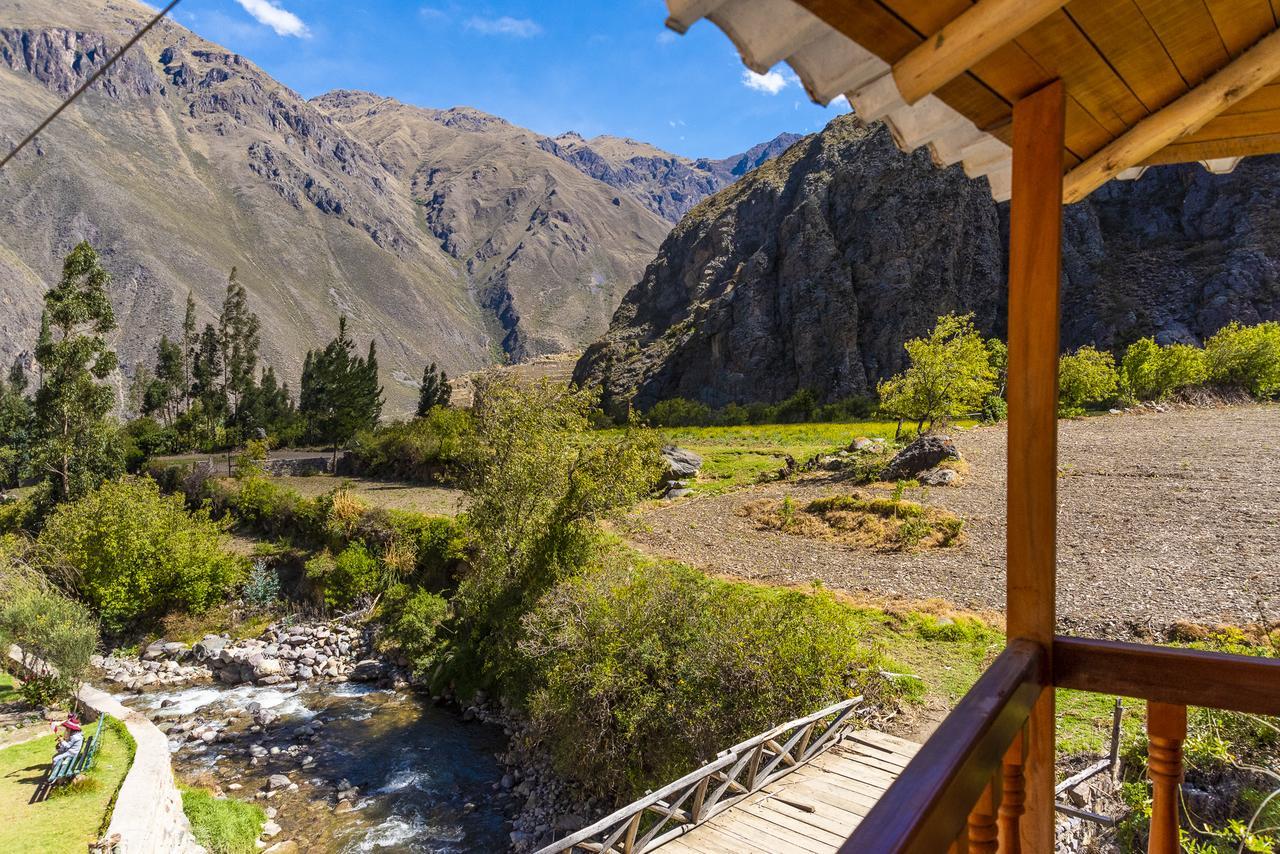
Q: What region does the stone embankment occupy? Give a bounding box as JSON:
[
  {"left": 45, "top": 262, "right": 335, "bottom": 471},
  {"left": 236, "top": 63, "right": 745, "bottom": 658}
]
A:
[{"left": 96, "top": 621, "right": 392, "bottom": 691}]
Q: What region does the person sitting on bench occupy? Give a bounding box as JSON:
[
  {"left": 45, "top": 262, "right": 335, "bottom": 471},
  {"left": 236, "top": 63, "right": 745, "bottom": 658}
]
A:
[{"left": 51, "top": 714, "right": 83, "bottom": 764}]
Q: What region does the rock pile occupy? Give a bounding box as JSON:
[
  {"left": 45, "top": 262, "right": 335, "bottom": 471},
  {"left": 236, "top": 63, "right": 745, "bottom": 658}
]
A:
[
  {"left": 93, "top": 642, "right": 210, "bottom": 690},
  {"left": 660, "top": 445, "right": 702, "bottom": 499},
  {"left": 196, "top": 622, "right": 375, "bottom": 687}
]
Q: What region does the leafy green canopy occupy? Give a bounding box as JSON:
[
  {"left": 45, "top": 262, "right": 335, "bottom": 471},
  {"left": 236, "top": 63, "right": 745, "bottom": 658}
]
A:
[
  {"left": 877, "top": 313, "right": 998, "bottom": 433},
  {"left": 36, "top": 477, "right": 243, "bottom": 632},
  {"left": 1058, "top": 345, "right": 1119, "bottom": 416},
  {"left": 0, "top": 550, "right": 99, "bottom": 705},
  {"left": 32, "top": 242, "right": 122, "bottom": 504},
  {"left": 300, "top": 316, "right": 383, "bottom": 460},
  {"left": 454, "top": 375, "right": 663, "bottom": 682},
  {"left": 1205, "top": 321, "right": 1280, "bottom": 398},
  {"left": 1120, "top": 338, "right": 1207, "bottom": 402}
]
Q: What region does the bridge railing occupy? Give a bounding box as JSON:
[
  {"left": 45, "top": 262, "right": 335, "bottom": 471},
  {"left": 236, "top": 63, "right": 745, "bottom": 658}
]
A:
[{"left": 535, "top": 696, "right": 863, "bottom": 854}]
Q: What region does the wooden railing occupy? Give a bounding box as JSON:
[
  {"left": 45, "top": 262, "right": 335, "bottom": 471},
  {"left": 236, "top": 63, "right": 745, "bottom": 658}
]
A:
[
  {"left": 535, "top": 696, "right": 863, "bottom": 854},
  {"left": 845, "top": 636, "right": 1280, "bottom": 854}
]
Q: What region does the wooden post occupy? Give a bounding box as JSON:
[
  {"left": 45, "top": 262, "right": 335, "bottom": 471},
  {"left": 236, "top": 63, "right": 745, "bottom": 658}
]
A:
[
  {"left": 1147, "top": 702, "right": 1187, "bottom": 854},
  {"left": 1006, "top": 78, "right": 1065, "bottom": 854},
  {"left": 999, "top": 729, "right": 1027, "bottom": 854}
]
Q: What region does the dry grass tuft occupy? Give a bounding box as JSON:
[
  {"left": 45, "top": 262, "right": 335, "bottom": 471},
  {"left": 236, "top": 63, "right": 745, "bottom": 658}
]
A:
[{"left": 741, "top": 492, "right": 965, "bottom": 552}]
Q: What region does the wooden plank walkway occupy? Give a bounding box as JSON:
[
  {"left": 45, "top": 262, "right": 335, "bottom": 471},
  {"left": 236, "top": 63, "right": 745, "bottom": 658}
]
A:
[{"left": 656, "top": 730, "right": 918, "bottom": 853}]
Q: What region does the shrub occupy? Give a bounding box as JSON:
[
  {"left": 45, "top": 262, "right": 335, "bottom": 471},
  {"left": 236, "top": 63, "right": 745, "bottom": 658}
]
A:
[
  {"left": 0, "top": 553, "right": 99, "bottom": 705},
  {"left": 35, "top": 477, "right": 243, "bottom": 632},
  {"left": 1205, "top": 321, "right": 1280, "bottom": 398},
  {"left": 645, "top": 397, "right": 714, "bottom": 427},
  {"left": 1058, "top": 345, "right": 1119, "bottom": 416},
  {"left": 382, "top": 586, "right": 450, "bottom": 675},
  {"left": 1121, "top": 338, "right": 1208, "bottom": 401},
  {"left": 517, "top": 554, "right": 896, "bottom": 795},
  {"left": 182, "top": 788, "right": 266, "bottom": 854},
  {"left": 305, "top": 541, "right": 381, "bottom": 610},
  {"left": 346, "top": 407, "right": 472, "bottom": 482},
  {"left": 241, "top": 559, "right": 279, "bottom": 613}
]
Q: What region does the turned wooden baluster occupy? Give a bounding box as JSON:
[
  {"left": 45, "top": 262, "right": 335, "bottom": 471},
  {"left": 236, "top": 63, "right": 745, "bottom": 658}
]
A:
[
  {"left": 968, "top": 775, "right": 1002, "bottom": 854},
  {"left": 1000, "top": 729, "right": 1027, "bottom": 854},
  {"left": 949, "top": 823, "right": 970, "bottom": 854},
  {"left": 1147, "top": 702, "right": 1187, "bottom": 854}
]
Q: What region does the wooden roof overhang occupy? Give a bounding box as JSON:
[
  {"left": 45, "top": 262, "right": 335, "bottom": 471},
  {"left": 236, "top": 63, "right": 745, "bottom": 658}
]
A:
[{"left": 667, "top": 0, "right": 1280, "bottom": 202}]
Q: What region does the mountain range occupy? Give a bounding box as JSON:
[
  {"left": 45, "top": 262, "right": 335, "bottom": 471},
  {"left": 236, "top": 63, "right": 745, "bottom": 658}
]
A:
[
  {"left": 575, "top": 114, "right": 1280, "bottom": 414},
  {"left": 0, "top": 0, "right": 797, "bottom": 409}
]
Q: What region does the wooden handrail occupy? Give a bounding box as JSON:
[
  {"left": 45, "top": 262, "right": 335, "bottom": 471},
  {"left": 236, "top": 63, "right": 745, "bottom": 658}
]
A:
[
  {"left": 840, "top": 639, "right": 1045, "bottom": 854},
  {"left": 1054, "top": 636, "right": 1280, "bottom": 715}
]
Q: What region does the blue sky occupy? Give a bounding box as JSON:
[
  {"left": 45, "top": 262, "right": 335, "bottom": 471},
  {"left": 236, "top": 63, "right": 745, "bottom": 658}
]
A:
[{"left": 171, "top": 0, "right": 849, "bottom": 158}]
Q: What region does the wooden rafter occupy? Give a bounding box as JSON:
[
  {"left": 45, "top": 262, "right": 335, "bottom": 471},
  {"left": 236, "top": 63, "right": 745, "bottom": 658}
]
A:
[
  {"left": 891, "top": 0, "right": 1068, "bottom": 106},
  {"left": 1064, "top": 25, "right": 1280, "bottom": 203}
]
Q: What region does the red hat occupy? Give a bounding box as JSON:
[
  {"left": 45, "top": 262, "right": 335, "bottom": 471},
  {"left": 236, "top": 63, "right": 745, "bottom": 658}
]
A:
[{"left": 63, "top": 716, "right": 82, "bottom": 732}]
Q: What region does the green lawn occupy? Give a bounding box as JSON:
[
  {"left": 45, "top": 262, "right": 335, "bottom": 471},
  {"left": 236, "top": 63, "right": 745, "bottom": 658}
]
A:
[
  {"left": 642, "top": 421, "right": 978, "bottom": 495},
  {"left": 0, "top": 719, "right": 134, "bottom": 853},
  {"left": 0, "top": 672, "right": 21, "bottom": 705}
]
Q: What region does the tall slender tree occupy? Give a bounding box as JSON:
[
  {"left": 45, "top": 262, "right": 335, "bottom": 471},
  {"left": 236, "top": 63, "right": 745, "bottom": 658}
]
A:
[
  {"left": 219, "top": 268, "right": 260, "bottom": 417},
  {"left": 0, "top": 358, "right": 33, "bottom": 489},
  {"left": 299, "top": 317, "right": 382, "bottom": 465},
  {"left": 181, "top": 291, "right": 197, "bottom": 413},
  {"left": 416, "top": 361, "right": 451, "bottom": 416},
  {"left": 32, "top": 242, "right": 122, "bottom": 503},
  {"left": 190, "top": 323, "right": 226, "bottom": 436}
]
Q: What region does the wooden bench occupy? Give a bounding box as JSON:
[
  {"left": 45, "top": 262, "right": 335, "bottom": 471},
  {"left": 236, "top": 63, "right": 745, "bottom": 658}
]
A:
[{"left": 33, "top": 715, "right": 109, "bottom": 802}]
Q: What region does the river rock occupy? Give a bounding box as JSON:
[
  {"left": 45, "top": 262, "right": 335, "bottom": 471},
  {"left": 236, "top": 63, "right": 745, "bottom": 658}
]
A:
[
  {"left": 261, "top": 820, "right": 282, "bottom": 839},
  {"left": 267, "top": 774, "right": 291, "bottom": 791},
  {"left": 263, "top": 842, "right": 298, "bottom": 854},
  {"left": 350, "top": 660, "right": 385, "bottom": 682},
  {"left": 193, "top": 635, "right": 228, "bottom": 658},
  {"left": 918, "top": 467, "right": 959, "bottom": 486}
]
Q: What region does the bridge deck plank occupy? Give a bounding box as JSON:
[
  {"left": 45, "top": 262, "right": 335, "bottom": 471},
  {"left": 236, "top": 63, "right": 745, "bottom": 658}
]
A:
[{"left": 657, "top": 729, "right": 911, "bottom": 853}]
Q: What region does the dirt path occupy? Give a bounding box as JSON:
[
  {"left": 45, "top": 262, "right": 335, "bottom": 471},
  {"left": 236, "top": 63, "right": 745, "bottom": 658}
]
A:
[{"left": 625, "top": 405, "right": 1280, "bottom": 638}]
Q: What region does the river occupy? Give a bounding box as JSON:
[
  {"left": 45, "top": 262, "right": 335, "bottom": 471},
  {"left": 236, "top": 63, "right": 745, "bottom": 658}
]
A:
[{"left": 127, "top": 681, "right": 510, "bottom": 852}]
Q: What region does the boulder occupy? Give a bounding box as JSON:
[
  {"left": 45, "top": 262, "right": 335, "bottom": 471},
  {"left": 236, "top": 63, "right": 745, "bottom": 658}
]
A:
[
  {"left": 350, "top": 660, "right": 385, "bottom": 682},
  {"left": 918, "top": 467, "right": 959, "bottom": 486},
  {"left": 882, "top": 436, "right": 961, "bottom": 481},
  {"left": 661, "top": 445, "right": 702, "bottom": 479},
  {"left": 267, "top": 774, "right": 291, "bottom": 791},
  {"left": 192, "top": 635, "right": 228, "bottom": 658},
  {"left": 162, "top": 641, "right": 191, "bottom": 659}
]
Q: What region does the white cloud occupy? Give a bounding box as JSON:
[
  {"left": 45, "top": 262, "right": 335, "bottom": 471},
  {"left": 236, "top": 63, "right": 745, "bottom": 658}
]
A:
[
  {"left": 464, "top": 15, "right": 542, "bottom": 37},
  {"left": 233, "top": 0, "right": 310, "bottom": 37},
  {"left": 656, "top": 29, "right": 677, "bottom": 45},
  {"left": 742, "top": 68, "right": 794, "bottom": 95},
  {"left": 419, "top": 6, "right": 448, "bottom": 22},
  {"left": 830, "top": 94, "right": 851, "bottom": 111}
]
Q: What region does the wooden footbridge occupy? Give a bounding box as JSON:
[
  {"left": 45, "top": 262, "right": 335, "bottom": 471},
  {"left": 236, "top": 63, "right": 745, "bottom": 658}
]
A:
[{"left": 536, "top": 698, "right": 918, "bottom": 854}]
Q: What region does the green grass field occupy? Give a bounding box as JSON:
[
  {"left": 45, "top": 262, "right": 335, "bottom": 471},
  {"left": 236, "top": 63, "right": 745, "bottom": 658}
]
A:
[
  {"left": 0, "top": 719, "right": 134, "bottom": 854},
  {"left": 647, "top": 421, "right": 978, "bottom": 495},
  {"left": 0, "top": 672, "right": 21, "bottom": 705}
]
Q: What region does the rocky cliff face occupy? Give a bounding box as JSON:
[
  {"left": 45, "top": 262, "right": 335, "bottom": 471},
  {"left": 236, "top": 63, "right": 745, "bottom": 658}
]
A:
[
  {"left": 0, "top": 0, "right": 797, "bottom": 411},
  {"left": 575, "top": 114, "right": 1280, "bottom": 413}
]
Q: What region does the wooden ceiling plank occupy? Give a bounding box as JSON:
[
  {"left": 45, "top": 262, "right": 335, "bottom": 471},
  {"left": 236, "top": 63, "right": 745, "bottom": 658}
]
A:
[
  {"left": 1012, "top": 10, "right": 1151, "bottom": 139},
  {"left": 1133, "top": 0, "right": 1230, "bottom": 87},
  {"left": 1204, "top": 0, "right": 1277, "bottom": 57},
  {"left": 1062, "top": 0, "right": 1187, "bottom": 112},
  {"left": 1064, "top": 27, "right": 1280, "bottom": 202},
  {"left": 1223, "top": 83, "right": 1280, "bottom": 114},
  {"left": 1171, "top": 110, "right": 1280, "bottom": 143},
  {"left": 1141, "top": 131, "right": 1280, "bottom": 164},
  {"left": 881, "top": 0, "right": 1069, "bottom": 104}
]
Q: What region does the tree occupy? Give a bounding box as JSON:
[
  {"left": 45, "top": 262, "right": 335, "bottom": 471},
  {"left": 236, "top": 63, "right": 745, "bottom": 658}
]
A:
[
  {"left": 877, "top": 313, "right": 997, "bottom": 436},
  {"left": 219, "top": 268, "right": 260, "bottom": 416},
  {"left": 299, "top": 317, "right": 383, "bottom": 464},
  {"left": 0, "top": 359, "right": 33, "bottom": 489},
  {"left": 32, "top": 242, "right": 122, "bottom": 504},
  {"left": 146, "top": 334, "right": 186, "bottom": 424},
  {"left": 190, "top": 322, "right": 226, "bottom": 436},
  {"left": 416, "top": 361, "right": 451, "bottom": 416},
  {"left": 181, "top": 291, "right": 197, "bottom": 413},
  {"left": 1058, "top": 345, "right": 1119, "bottom": 416},
  {"left": 1205, "top": 321, "right": 1280, "bottom": 398},
  {"left": 0, "top": 552, "right": 98, "bottom": 705},
  {"left": 236, "top": 366, "right": 298, "bottom": 441}
]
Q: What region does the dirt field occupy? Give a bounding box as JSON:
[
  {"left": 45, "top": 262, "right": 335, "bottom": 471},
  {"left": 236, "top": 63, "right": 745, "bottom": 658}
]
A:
[{"left": 624, "top": 405, "right": 1280, "bottom": 638}]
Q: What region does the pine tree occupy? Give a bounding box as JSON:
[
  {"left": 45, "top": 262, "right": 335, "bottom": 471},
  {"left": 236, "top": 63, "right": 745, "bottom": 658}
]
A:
[
  {"left": 0, "top": 358, "right": 33, "bottom": 489},
  {"left": 32, "top": 242, "right": 122, "bottom": 503},
  {"left": 219, "top": 268, "right": 260, "bottom": 417},
  {"left": 181, "top": 291, "right": 197, "bottom": 413},
  {"left": 416, "top": 361, "right": 451, "bottom": 416},
  {"left": 299, "top": 317, "right": 382, "bottom": 464},
  {"left": 141, "top": 335, "right": 185, "bottom": 424},
  {"left": 191, "top": 323, "right": 226, "bottom": 436}
]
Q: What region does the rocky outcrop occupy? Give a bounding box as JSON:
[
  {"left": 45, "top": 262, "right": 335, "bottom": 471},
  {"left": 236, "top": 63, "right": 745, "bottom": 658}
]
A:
[
  {"left": 575, "top": 117, "right": 1004, "bottom": 413},
  {"left": 575, "top": 114, "right": 1280, "bottom": 413}
]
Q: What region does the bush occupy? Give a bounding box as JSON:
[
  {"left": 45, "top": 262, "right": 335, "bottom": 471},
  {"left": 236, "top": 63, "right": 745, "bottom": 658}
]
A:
[
  {"left": 241, "top": 559, "right": 279, "bottom": 613},
  {"left": 878, "top": 313, "right": 997, "bottom": 434},
  {"left": 36, "top": 477, "right": 243, "bottom": 633},
  {"left": 1205, "top": 321, "right": 1280, "bottom": 398},
  {"left": 645, "top": 397, "right": 713, "bottom": 428},
  {"left": 382, "top": 586, "right": 450, "bottom": 675},
  {"left": 1058, "top": 345, "right": 1119, "bottom": 416},
  {"left": 305, "top": 541, "right": 381, "bottom": 610},
  {"left": 644, "top": 392, "right": 874, "bottom": 428},
  {"left": 346, "top": 407, "right": 472, "bottom": 482},
  {"left": 1121, "top": 338, "right": 1208, "bottom": 401},
  {"left": 0, "top": 553, "right": 98, "bottom": 705},
  {"left": 182, "top": 788, "right": 266, "bottom": 854},
  {"left": 517, "top": 554, "right": 896, "bottom": 795}
]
